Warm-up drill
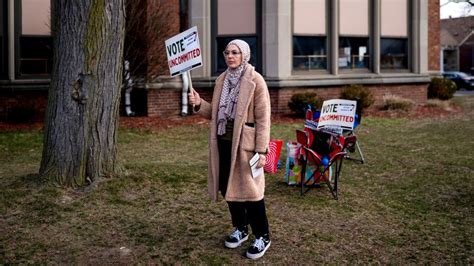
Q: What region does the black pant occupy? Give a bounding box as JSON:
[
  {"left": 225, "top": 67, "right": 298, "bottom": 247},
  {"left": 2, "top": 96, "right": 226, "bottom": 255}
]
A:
[{"left": 218, "top": 138, "right": 270, "bottom": 238}]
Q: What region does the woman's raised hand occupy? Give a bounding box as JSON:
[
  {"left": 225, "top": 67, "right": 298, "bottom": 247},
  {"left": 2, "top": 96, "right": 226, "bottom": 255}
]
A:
[{"left": 188, "top": 89, "right": 201, "bottom": 106}]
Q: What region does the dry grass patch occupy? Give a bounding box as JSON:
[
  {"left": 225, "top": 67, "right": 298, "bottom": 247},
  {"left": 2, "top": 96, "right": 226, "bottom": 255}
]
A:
[
  {"left": 1, "top": 96, "right": 473, "bottom": 264},
  {"left": 382, "top": 94, "right": 415, "bottom": 111},
  {"left": 425, "top": 99, "right": 454, "bottom": 111}
]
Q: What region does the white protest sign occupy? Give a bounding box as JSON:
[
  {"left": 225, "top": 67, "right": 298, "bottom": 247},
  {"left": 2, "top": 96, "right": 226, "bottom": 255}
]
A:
[
  {"left": 165, "top": 26, "right": 202, "bottom": 77},
  {"left": 317, "top": 99, "right": 357, "bottom": 130}
]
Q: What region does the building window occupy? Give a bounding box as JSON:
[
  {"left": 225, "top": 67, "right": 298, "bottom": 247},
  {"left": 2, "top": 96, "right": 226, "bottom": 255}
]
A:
[
  {"left": 293, "top": 0, "right": 327, "bottom": 72},
  {"left": 0, "top": 0, "right": 7, "bottom": 79},
  {"left": 380, "top": 0, "right": 408, "bottom": 70},
  {"left": 213, "top": 0, "right": 261, "bottom": 75},
  {"left": 293, "top": 36, "right": 327, "bottom": 70},
  {"left": 380, "top": 38, "right": 408, "bottom": 69},
  {"left": 339, "top": 0, "right": 370, "bottom": 70},
  {"left": 16, "top": 0, "right": 52, "bottom": 78},
  {"left": 339, "top": 37, "right": 369, "bottom": 70},
  {"left": 19, "top": 36, "right": 53, "bottom": 75}
]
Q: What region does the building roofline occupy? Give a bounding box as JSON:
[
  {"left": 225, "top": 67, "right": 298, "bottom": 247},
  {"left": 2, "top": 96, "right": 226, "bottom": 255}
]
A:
[{"left": 459, "top": 31, "right": 474, "bottom": 46}]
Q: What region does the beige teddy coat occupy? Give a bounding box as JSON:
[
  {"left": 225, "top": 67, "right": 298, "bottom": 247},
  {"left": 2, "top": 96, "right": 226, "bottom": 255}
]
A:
[{"left": 197, "top": 65, "right": 271, "bottom": 202}]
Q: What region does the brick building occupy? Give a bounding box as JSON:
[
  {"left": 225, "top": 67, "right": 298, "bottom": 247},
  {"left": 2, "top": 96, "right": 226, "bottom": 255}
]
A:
[{"left": 0, "top": 0, "right": 441, "bottom": 121}]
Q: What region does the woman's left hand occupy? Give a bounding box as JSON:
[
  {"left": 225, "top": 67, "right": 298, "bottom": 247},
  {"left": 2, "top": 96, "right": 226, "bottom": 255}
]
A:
[{"left": 257, "top": 154, "right": 266, "bottom": 168}]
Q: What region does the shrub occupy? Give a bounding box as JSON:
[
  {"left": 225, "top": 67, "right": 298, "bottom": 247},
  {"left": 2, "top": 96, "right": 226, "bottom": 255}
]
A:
[
  {"left": 288, "top": 92, "right": 323, "bottom": 117},
  {"left": 339, "top": 84, "right": 374, "bottom": 114},
  {"left": 428, "top": 77, "right": 457, "bottom": 100},
  {"left": 381, "top": 94, "right": 414, "bottom": 111}
]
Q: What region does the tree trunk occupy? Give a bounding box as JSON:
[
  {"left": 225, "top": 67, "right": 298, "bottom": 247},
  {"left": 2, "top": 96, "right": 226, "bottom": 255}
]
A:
[{"left": 40, "top": 0, "right": 125, "bottom": 187}]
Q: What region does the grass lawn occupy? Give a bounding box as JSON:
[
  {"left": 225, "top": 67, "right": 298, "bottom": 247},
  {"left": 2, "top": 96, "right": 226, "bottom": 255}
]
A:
[{"left": 1, "top": 96, "right": 473, "bottom": 264}]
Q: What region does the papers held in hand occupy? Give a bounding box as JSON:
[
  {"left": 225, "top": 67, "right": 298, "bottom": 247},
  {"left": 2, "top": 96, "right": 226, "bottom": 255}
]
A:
[{"left": 249, "top": 153, "right": 264, "bottom": 179}]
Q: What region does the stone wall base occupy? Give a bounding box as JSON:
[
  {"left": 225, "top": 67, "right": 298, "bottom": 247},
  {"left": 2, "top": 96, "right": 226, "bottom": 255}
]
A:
[
  {"left": 0, "top": 83, "right": 428, "bottom": 121},
  {"left": 147, "top": 83, "right": 428, "bottom": 117}
]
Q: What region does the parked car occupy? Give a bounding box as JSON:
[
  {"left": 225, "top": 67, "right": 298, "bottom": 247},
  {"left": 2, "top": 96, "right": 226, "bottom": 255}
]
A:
[{"left": 442, "top": 71, "right": 474, "bottom": 90}]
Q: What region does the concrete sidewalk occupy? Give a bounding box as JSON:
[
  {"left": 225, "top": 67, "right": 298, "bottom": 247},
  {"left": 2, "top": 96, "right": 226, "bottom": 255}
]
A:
[{"left": 454, "top": 90, "right": 474, "bottom": 96}]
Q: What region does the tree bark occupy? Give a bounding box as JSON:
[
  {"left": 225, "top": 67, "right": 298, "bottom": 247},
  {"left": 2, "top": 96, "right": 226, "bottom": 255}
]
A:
[{"left": 40, "top": 0, "right": 125, "bottom": 187}]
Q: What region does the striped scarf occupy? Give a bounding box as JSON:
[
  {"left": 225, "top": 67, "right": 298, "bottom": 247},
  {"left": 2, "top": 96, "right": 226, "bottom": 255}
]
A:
[{"left": 217, "top": 40, "right": 251, "bottom": 136}]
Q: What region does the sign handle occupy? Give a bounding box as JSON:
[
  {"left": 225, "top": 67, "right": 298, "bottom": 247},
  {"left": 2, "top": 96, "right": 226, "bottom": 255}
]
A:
[{"left": 187, "top": 71, "right": 195, "bottom": 111}]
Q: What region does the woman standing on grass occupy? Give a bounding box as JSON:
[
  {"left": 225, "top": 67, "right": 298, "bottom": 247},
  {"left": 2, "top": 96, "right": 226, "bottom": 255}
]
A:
[{"left": 188, "top": 39, "right": 271, "bottom": 260}]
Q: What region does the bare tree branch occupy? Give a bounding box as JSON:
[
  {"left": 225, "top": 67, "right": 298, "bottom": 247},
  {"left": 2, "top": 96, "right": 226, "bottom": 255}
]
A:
[
  {"left": 124, "top": 0, "right": 173, "bottom": 79},
  {"left": 443, "top": 0, "right": 474, "bottom": 16},
  {"left": 444, "top": 0, "right": 474, "bottom": 5}
]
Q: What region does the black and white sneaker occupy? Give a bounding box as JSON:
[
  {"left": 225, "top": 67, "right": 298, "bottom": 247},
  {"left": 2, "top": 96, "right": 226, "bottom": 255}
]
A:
[
  {"left": 224, "top": 228, "right": 249, "bottom": 249},
  {"left": 246, "top": 235, "right": 271, "bottom": 259}
]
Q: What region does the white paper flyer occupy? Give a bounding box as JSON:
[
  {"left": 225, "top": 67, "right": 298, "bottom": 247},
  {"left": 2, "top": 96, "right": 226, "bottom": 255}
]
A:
[{"left": 249, "top": 153, "right": 263, "bottom": 179}]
